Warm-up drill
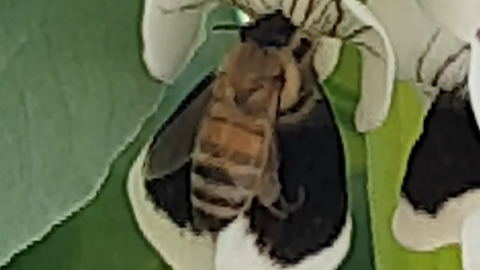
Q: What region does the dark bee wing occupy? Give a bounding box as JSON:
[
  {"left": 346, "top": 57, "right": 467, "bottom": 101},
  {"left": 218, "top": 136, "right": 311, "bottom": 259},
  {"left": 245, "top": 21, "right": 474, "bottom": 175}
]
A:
[
  {"left": 216, "top": 93, "right": 351, "bottom": 270},
  {"left": 126, "top": 74, "right": 218, "bottom": 270},
  {"left": 141, "top": 73, "right": 215, "bottom": 229},
  {"left": 393, "top": 91, "right": 480, "bottom": 252},
  {"left": 144, "top": 74, "right": 214, "bottom": 180}
]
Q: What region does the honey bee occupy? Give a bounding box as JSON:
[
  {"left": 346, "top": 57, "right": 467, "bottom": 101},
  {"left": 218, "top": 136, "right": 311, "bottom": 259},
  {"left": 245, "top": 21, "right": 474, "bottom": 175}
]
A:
[
  {"left": 189, "top": 11, "right": 321, "bottom": 233},
  {"left": 135, "top": 10, "right": 351, "bottom": 269},
  {"left": 144, "top": 11, "right": 319, "bottom": 234}
]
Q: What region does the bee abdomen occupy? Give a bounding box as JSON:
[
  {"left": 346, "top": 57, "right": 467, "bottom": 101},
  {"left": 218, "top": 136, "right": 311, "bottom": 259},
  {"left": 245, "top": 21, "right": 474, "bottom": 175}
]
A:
[
  {"left": 192, "top": 163, "right": 236, "bottom": 186},
  {"left": 190, "top": 163, "right": 251, "bottom": 206},
  {"left": 192, "top": 188, "right": 245, "bottom": 208},
  {"left": 191, "top": 187, "right": 247, "bottom": 217},
  {"left": 190, "top": 183, "right": 249, "bottom": 232},
  {"left": 199, "top": 140, "right": 259, "bottom": 166},
  {"left": 190, "top": 162, "right": 253, "bottom": 231},
  {"left": 191, "top": 208, "right": 236, "bottom": 233},
  {"left": 196, "top": 115, "right": 268, "bottom": 163},
  {"left": 190, "top": 105, "right": 270, "bottom": 231}
]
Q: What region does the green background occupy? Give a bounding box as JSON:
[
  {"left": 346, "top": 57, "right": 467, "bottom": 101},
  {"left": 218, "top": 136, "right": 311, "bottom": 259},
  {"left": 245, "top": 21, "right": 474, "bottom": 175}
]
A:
[{"left": 0, "top": 1, "right": 462, "bottom": 269}]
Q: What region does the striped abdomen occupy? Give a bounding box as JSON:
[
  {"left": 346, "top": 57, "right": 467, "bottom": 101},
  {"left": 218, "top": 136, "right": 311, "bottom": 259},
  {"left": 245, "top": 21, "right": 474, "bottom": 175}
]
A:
[{"left": 190, "top": 101, "right": 274, "bottom": 232}]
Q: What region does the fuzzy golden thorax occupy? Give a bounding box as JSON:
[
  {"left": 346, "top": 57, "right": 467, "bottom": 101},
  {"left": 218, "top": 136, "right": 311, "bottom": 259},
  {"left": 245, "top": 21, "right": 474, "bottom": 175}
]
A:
[{"left": 216, "top": 41, "right": 302, "bottom": 116}]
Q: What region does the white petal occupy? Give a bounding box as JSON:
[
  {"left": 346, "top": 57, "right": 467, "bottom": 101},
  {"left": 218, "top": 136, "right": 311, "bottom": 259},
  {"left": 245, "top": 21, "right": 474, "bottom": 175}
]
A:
[
  {"left": 232, "top": 0, "right": 280, "bottom": 16},
  {"left": 461, "top": 206, "right": 480, "bottom": 270},
  {"left": 416, "top": 0, "right": 480, "bottom": 43},
  {"left": 411, "top": 83, "right": 439, "bottom": 113},
  {"left": 142, "top": 0, "right": 214, "bottom": 83},
  {"left": 367, "top": 0, "right": 433, "bottom": 81},
  {"left": 215, "top": 214, "right": 352, "bottom": 270},
  {"left": 155, "top": 0, "right": 216, "bottom": 11},
  {"left": 392, "top": 191, "right": 480, "bottom": 252},
  {"left": 313, "top": 36, "right": 342, "bottom": 83},
  {"left": 368, "top": 0, "right": 468, "bottom": 83},
  {"left": 127, "top": 145, "right": 215, "bottom": 270},
  {"left": 285, "top": 0, "right": 313, "bottom": 26},
  {"left": 341, "top": 0, "right": 396, "bottom": 132},
  {"left": 468, "top": 33, "right": 480, "bottom": 132},
  {"left": 245, "top": 0, "right": 394, "bottom": 131},
  {"left": 412, "top": 0, "right": 480, "bottom": 131},
  {"left": 367, "top": 0, "right": 470, "bottom": 105}
]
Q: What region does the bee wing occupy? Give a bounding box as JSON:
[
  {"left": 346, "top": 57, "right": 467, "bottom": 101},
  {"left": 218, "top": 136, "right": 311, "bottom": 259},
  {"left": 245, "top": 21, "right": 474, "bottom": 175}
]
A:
[
  {"left": 216, "top": 97, "right": 351, "bottom": 269},
  {"left": 392, "top": 92, "right": 480, "bottom": 253},
  {"left": 144, "top": 75, "right": 214, "bottom": 180},
  {"left": 127, "top": 74, "right": 217, "bottom": 270}
]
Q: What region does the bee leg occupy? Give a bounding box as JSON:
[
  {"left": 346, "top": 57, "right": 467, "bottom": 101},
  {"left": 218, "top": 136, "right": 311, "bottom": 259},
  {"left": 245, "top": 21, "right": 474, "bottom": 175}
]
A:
[
  {"left": 289, "top": 186, "right": 306, "bottom": 211},
  {"left": 266, "top": 204, "right": 289, "bottom": 219},
  {"left": 265, "top": 187, "right": 306, "bottom": 219},
  {"left": 278, "top": 186, "right": 306, "bottom": 213}
]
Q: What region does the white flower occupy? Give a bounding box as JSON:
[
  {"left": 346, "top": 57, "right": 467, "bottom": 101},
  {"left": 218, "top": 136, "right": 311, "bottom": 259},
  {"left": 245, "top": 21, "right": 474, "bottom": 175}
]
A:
[
  {"left": 141, "top": 0, "right": 396, "bottom": 133},
  {"left": 132, "top": 2, "right": 396, "bottom": 270},
  {"left": 367, "top": 0, "right": 470, "bottom": 111},
  {"left": 365, "top": 0, "right": 480, "bottom": 269},
  {"left": 415, "top": 0, "right": 480, "bottom": 128}
]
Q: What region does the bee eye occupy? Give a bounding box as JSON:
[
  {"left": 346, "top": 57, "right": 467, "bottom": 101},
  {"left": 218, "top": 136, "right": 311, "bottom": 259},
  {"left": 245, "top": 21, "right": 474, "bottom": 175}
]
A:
[{"left": 239, "top": 11, "right": 296, "bottom": 48}]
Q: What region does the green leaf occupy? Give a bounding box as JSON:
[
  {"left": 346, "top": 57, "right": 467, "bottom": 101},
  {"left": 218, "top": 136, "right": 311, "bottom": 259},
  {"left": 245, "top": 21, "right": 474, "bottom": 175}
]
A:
[
  {"left": 324, "top": 44, "right": 375, "bottom": 270},
  {"left": 3, "top": 7, "right": 239, "bottom": 270},
  {"left": 0, "top": 0, "right": 171, "bottom": 265},
  {"left": 366, "top": 82, "right": 462, "bottom": 270}
]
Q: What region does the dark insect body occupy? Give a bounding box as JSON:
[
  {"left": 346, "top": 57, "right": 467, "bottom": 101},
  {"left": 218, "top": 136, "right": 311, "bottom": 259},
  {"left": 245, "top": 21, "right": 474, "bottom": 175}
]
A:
[
  {"left": 190, "top": 10, "right": 315, "bottom": 233},
  {"left": 143, "top": 10, "right": 348, "bottom": 266}
]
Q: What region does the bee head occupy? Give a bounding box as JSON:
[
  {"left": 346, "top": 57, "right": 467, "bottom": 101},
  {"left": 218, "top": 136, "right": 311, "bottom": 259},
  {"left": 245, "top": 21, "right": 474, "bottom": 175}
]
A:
[{"left": 240, "top": 10, "right": 297, "bottom": 48}]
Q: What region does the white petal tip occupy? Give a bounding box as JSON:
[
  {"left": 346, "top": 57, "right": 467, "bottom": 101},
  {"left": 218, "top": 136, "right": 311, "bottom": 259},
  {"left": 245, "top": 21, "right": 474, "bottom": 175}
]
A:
[
  {"left": 142, "top": 3, "right": 208, "bottom": 84},
  {"left": 468, "top": 34, "right": 480, "bottom": 131},
  {"left": 313, "top": 37, "right": 342, "bottom": 83},
  {"left": 216, "top": 214, "right": 352, "bottom": 270},
  {"left": 142, "top": 54, "right": 180, "bottom": 84},
  {"left": 461, "top": 207, "right": 480, "bottom": 270},
  {"left": 392, "top": 198, "right": 453, "bottom": 252},
  {"left": 354, "top": 107, "right": 385, "bottom": 133},
  {"left": 393, "top": 191, "right": 480, "bottom": 252}
]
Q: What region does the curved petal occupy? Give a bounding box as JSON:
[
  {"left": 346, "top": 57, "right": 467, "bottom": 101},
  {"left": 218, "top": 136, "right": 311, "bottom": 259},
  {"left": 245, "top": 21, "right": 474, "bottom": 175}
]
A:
[
  {"left": 468, "top": 32, "right": 480, "bottom": 132},
  {"left": 392, "top": 197, "right": 460, "bottom": 251},
  {"left": 313, "top": 36, "right": 342, "bottom": 83},
  {"left": 367, "top": 0, "right": 470, "bottom": 109},
  {"left": 235, "top": 0, "right": 394, "bottom": 132},
  {"left": 416, "top": 0, "right": 480, "bottom": 43},
  {"left": 127, "top": 145, "right": 215, "bottom": 270},
  {"left": 341, "top": 0, "right": 396, "bottom": 132},
  {"left": 232, "top": 0, "right": 281, "bottom": 15},
  {"left": 461, "top": 206, "right": 480, "bottom": 270},
  {"left": 413, "top": 0, "right": 480, "bottom": 133},
  {"left": 392, "top": 191, "right": 480, "bottom": 252},
  {"left": 142, "top": 0, "right": 215, "bottom": 83},
  {"left": 160, "top": 0, "right": 217, "bottom": 11},
  {"left": 215, "top": 214, "right": 352, "bottom": 270}
]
